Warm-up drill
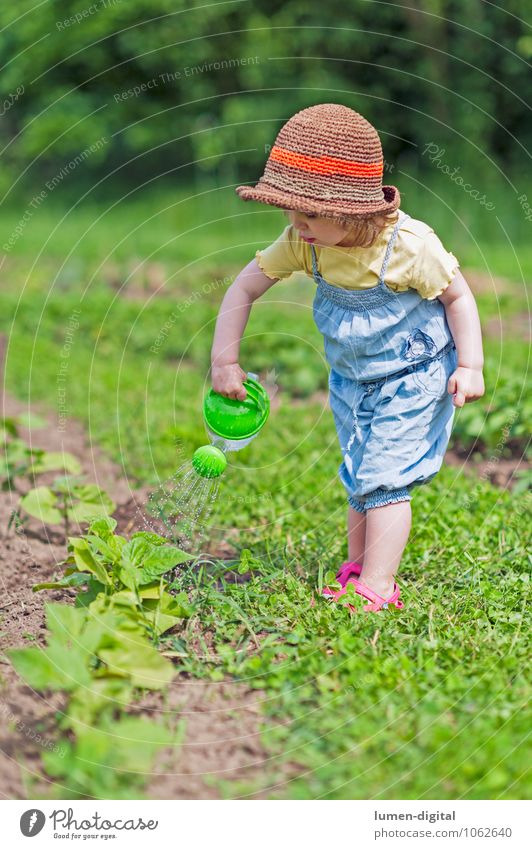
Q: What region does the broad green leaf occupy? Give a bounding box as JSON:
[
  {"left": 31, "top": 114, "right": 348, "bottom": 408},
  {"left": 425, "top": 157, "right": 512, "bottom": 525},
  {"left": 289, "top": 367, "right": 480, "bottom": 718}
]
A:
[
  {"left": 68, "top": 501, "right": 115, "bottom": 524},
  {"left": 8, "top": 639, "right": 92, "bottom": 691},
  {"left": 20, "top": 486, "right": 62, "bottom": 524},
  {"left": 33, "top": 572, "right": 88, "bottom": 592},
  {"left": 137, "top": 582, "right": 163, "bottom": 599},
  {"left": 120, "top": 537, "right": 152, "bottom": 570},
  {"left": 41, "top": 742, "right": 74, "bottom": 782},
  {"left": 0, "top": 416, "right": 19, "bottom": 438},
  {"left": 85, "top": 716, "right": 175, "bottom": 770},
  {"left": 143, "top": 610, "right": 181, "bottom": 636},
  {"left": 165, "top": 590, "right": 192, "bottom": 616},
  {"left": 142, "top": 590, "right": 192, "bottom": 635},
  {"left": 139, "top": 546, "right": 195, "bottom": 583},
  {"left": 118, "top": 563, "right": 140, "bottom": 591},
  {"left": 87, "top": 515, "right": 117, "bottom": 538},
  {"left": 8, "top": 647, "right": 61, "bottom": 689},
  {"left": 85, "top": 532, "right": 125, "bottom": 565},
  {"left": 52, "top": 474, "right": 85, "bottom": 493},
  {"left": 67, "top": 537, "right": 112, "bottom": 586},
  {"left": 42, "top": 715, "right": 174, "bottom": 794},
  {"left": 87, "top": 599, "right": 145, "bottom": 645},
  {"left": 46, "top": 602, "right": 87, "bottom": 640},
  {"left": 7, "top": 438, "right": 34, "bottom": 463},
  {"left": 46, "top": 604, "right": 103, "bottom": 663},
  {"left": 99, "top": 640, "right": 175, "bottom": 689},
  {"left": 75, "top": 577, "right": 105, "bottom": 608},
  {"left": 106, "top": 589, "right": 141, "bottom": 614},
  {"left": 72, "top": 482, "right": 112, "bottom": 501},
  {"left": 45, "top": 638, "right": 94, "bottom": 687},
  {"left": 65, "top": 484, "right": 115, "bottom": 523},
  {"left": 29, "top": 450, "right": 81, "bottom": 475},
  {"left": 65, "top": 678, "right": 134, "bottom": 731},
  {"left": 130, "top": 530, "right": 169, "bottom": 546},
  {"left": 16, "top": 411, "right": 47, "bottom": 430},
  {"left": 145, "top": 589, "right": 191, "bottom": 619}
]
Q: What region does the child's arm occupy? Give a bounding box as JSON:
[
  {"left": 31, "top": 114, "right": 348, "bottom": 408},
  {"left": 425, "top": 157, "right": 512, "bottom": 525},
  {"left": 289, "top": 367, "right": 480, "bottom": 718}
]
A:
[
  {"left": 438, "top": 270, "right": 485, "bottom": 408},
  {"left": 210, "top": 258, "right": 279, "bottom": 400}
]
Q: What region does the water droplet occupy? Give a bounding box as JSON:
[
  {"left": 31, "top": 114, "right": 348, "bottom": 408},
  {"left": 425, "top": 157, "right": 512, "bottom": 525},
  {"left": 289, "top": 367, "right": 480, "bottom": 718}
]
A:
[{"left": 140, "top": 456, "right": 222, "bottom": 544}]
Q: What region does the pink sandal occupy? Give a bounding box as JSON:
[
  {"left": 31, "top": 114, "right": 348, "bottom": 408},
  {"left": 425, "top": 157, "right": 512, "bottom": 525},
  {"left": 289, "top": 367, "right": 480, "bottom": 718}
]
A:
[
  {"left": 322, "top": 573, "right": 405, "bottom": 613},
  {"left": 321, "top": 560, "right": 362, "bottom": 599},
  {"left": 335, "top": 561, "right": 363, "bottom": 585}
]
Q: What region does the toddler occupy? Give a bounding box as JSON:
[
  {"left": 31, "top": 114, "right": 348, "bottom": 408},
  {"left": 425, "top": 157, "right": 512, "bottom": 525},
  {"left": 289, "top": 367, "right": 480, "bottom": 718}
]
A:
[{"left": 210, "top": 103, "right": 484, "bottom": 613}]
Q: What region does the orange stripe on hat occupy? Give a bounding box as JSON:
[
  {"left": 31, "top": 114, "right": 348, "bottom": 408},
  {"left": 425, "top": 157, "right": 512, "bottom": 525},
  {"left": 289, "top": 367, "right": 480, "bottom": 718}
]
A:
[{"left": 270, "top": 145, "right": 384, "bottom": 177}]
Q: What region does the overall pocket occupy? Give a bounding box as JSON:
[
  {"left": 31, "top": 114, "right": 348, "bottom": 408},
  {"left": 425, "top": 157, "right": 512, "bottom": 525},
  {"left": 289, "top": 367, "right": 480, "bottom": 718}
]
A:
[{"left": 412, "top": 355, "right": 448, "bottom": 399}]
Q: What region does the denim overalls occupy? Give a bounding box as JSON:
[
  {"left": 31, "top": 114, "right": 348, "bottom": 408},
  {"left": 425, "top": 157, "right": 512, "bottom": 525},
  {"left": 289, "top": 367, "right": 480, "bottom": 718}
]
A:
[{"left": 311, "top": 212, "right": 458, "bottom": 512}]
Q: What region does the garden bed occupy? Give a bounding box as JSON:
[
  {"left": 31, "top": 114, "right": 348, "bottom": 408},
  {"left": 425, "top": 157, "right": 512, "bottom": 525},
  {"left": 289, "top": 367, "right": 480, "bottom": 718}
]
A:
[{"left": 0, "top": 390, "right": 273, "bottom": 799}]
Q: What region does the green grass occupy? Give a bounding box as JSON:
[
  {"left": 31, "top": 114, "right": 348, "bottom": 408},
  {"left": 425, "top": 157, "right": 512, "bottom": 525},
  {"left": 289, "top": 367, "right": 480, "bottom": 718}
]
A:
[
  {"left": 1, "top": 172, "right": 532, "bottom": 278},
  {"left": 169, "top": 487, "right": 530, "bottom": 799},
  {"left": 1, "top": 270, "right": 529, "bottom": 479},
  {"left": 1, "top": 185, "right": 530, "bottom": 799}
]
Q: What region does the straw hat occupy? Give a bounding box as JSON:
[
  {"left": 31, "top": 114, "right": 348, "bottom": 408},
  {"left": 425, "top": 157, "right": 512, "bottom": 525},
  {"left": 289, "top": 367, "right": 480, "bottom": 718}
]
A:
[{"left": 235, "top": 103, "right": 400, "bottom": 219}]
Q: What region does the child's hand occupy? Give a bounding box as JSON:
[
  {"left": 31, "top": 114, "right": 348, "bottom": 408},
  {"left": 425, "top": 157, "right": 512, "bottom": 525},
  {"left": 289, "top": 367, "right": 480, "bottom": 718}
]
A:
[
  {"left": 211, "top": 362, "right": 248, "bottom": 400},
  {"left": 447, "top": 366, "right": 485, "bottom": 407}
]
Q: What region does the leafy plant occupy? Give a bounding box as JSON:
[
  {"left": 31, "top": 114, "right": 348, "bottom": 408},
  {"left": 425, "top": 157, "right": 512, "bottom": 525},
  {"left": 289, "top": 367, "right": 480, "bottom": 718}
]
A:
[
  {"left": 36, "top": 515, "right": 196, "bottom": 640},
  {"left": 42, "top": 714, "right": 182, "bottom": 799},
  {"left": 9, "top": 600, "right": 181, "bottom": 798},
  {"left": 8, "top": 516, "right": 197, "bottom": 799},
  {"left": 1, "top": 416, "right": 80, "bottom": 492},
  {"left": 19, "top": 475, "right": 114, "bottom": 536}
]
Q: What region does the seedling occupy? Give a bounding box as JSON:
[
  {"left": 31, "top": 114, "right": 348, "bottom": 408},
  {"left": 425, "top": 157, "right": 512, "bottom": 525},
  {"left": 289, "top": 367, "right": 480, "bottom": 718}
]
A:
[
  {"left": 19, "top": 475, "right": 114, "bottom": 537},
  {"left": 1, "top": 416, "right": 80, "bottom": 493}
]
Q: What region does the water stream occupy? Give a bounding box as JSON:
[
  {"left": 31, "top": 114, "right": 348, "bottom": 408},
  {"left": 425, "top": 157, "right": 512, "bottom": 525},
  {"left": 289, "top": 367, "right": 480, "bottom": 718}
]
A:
[{"left": 141, "top": 445, "right": 228, "bottom": 548}]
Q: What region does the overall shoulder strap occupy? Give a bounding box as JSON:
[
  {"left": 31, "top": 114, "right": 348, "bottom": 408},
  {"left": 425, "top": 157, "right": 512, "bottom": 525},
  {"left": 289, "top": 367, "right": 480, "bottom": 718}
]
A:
[
  {"left": 378, "top": 213, "right": 410, "bottom": 284},
  {"left": 310, "top": 243, "right": 320, "bottom": 282}
]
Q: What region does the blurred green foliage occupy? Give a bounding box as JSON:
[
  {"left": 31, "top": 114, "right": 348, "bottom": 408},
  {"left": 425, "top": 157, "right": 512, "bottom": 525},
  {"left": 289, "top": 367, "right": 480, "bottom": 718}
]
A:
[{"left": 0, "top": 0, "right": 530, "bottom": 199}]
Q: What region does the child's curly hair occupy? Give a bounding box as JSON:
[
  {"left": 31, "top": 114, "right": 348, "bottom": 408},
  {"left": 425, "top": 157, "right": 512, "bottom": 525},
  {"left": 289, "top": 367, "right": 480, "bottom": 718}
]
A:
[
  {"left": 284, "top": 208, "right": 399, "bottom": 248},
  {"left": 329, "top": 209, "right": 400, "bottom": 248}
]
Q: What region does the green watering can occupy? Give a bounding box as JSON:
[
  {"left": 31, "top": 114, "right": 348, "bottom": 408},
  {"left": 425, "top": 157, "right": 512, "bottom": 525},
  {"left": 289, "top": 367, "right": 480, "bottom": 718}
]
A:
[{"left": 192, "top": 372, "right": 270, "bottom": 478}]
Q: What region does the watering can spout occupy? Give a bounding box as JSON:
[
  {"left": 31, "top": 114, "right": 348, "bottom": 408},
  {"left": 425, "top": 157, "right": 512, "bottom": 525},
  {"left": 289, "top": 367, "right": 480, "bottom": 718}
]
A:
[{"left": 191, "top": 444, "right": 227, "bottom": 478}]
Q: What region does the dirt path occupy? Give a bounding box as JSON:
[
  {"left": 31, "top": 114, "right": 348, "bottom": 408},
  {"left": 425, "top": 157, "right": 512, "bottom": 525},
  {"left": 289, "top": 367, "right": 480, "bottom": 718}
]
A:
[{"left": 0, "top": 389, "right": 274, "bottom": 800}]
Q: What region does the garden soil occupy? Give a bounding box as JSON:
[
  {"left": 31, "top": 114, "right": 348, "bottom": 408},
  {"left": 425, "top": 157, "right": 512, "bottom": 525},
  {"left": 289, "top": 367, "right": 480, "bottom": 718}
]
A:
[{"left": 0, "top": 389, "right": 281, "bottom": 800}]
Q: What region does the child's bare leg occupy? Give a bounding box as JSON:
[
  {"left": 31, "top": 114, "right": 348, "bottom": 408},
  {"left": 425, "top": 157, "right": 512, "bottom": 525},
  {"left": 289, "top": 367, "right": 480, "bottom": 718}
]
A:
[
  {"left": 347, "top": 506, "right": 366, "bottom": 564},
  {"left": 359, "top": 501, "right": 412, "bottom": 598}
]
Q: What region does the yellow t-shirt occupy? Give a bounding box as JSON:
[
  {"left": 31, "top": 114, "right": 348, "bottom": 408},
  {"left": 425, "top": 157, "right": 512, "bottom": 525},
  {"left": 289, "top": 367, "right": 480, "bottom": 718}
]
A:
[{"left": 255, "top": 213, "right": 460, "bottom": 300}]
